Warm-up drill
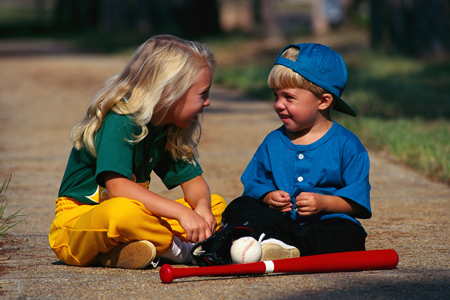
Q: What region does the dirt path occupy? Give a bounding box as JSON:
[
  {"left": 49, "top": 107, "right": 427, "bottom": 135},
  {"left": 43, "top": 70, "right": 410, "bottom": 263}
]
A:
[{"left": 0, "top": 53, "right": 449, "bottom": 299}]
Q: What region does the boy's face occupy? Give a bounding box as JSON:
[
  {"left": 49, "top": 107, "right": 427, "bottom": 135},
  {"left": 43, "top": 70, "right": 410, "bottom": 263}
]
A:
[{"left": 273, "top": 87, "right": 323, "bottom": 136}]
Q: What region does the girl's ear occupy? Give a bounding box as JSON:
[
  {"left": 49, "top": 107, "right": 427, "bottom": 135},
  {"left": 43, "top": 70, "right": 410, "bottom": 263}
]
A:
[{"left": 318, "top": 93, "right": 334, "bottom": 111}]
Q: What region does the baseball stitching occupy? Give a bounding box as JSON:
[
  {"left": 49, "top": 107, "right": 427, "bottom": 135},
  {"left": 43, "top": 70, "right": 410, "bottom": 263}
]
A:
[{"left": 240, "top": 238, "right": 255, "bottom": 263}]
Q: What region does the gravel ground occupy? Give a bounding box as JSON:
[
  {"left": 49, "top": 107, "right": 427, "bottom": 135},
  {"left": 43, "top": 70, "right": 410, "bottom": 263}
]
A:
[{"left": 0, "top": 52, "right": 449, "bottom": 299}]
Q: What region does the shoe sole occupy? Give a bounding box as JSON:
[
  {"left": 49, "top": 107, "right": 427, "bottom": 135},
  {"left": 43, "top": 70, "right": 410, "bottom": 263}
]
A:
[
  {"left": 98, "top": 240, "right": 157, "bottom": 269},
  {"left": 260, "top": 243, "right": 300, "bottom": 261}
]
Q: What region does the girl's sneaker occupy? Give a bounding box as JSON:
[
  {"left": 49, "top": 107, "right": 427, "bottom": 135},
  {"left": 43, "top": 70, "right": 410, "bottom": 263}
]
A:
[
  {"left": 98, "top": 240, "right": 158, "bottom": 269},
  {"left": 260, "top": 238, "right": 300, "bottom": 261}
]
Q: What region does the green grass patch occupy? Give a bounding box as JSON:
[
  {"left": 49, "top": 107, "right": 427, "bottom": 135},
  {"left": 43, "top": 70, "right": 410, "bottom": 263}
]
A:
[
  {"left": 0, "top": 171, "right": 29, "bottom": 237},
  {"left": 338, "top": 117, "right": 450, "bottom": 183},
  {"left": 214, "top": 63, "right": 273, "bottom": 100},
  {"left": 0, "top": 7, "right": 45, "bottom": 25},
  {"left": 0, "top": 6, "right": 54, "bottom": 36},
  {"left": 344, "top": 53, "right": 450, "bottom": 119}
]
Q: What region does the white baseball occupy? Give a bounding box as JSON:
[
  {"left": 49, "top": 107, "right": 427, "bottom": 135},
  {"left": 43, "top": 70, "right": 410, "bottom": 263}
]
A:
[{"left": 230, "top": 236, "right": 262, "bottom": 264}]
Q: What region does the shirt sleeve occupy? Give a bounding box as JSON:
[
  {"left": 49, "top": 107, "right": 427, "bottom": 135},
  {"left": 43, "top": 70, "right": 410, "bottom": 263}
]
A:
[
  {"left": 154, "top": 152, "right": 203, "bottom": 190},
  {"left": 334, "top": 150, "right": 372, "bottom": 219},
  {"left": 241, "top": 144, "right": 277, "bottom": 200},
  {"left": 95, "top": 114, "right": 138, "bottom": 187}
]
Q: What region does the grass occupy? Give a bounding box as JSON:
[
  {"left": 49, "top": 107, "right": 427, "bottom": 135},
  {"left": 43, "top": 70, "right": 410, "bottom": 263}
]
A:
[
  {"left": 0, "top": 171, "right": 29, "bottom": 237},
  {"left": 210, "top": 39, "right": 450, "bottom": 184},
  {"left": 214, "top": 63, "right": 274, "bottom": 100},
  {"left": 338, "top": 117, "right": 450, "bottom": 183}
]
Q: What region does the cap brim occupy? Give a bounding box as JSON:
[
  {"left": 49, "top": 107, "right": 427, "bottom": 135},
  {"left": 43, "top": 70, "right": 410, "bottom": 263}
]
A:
[{"left": 333, "top": 97, "right": 357, "bottom": 117}]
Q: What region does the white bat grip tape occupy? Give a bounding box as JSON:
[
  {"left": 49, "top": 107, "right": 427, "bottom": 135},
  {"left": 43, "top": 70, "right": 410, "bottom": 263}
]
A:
[{"left": 263, "top": 261, "right": 275, "bottom": 273}]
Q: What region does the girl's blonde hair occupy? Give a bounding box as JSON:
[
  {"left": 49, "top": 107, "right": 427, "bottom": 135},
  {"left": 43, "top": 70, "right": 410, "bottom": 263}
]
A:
[
  {"left": 268, "top": 46, "right": 328, "bottom": 99},
  {"left": 71, "top": 35, "right": 216, "bottom": 163}
]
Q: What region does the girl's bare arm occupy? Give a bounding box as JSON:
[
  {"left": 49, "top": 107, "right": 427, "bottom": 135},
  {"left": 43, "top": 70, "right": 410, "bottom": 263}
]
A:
[{"left": 180, "top": 175, "right": 216, "bottom": 233}]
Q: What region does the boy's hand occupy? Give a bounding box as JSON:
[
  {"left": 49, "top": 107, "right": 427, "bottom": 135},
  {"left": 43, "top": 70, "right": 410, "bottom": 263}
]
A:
[
  {"left": 295, "top": 193, "right": 363, "bottom": 216},
  {"left": 263, "top": 190, "right": 292, "bottom": 213},
  {"left": 295, "top": 192, "right": 328, "bottom": 216}
]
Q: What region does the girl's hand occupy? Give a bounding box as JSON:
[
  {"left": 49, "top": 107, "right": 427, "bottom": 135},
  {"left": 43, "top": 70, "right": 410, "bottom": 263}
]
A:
[
  {"left": 178, "top": 209, "right": 212, "bottom": 243},
  {"left": 263, "top": 190, "right": 292, "bottom": 212},
  {"left": 179, "top": 175, "right": 216, "bottom": 241},
  {"left": 194, "top": 205, "right": 217, "bottom": 234}
]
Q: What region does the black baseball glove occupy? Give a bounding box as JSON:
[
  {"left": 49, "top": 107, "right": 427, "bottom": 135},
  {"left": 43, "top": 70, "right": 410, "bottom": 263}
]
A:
[{"left": 191, "top": 223, "right": 254, "bottom": 267}]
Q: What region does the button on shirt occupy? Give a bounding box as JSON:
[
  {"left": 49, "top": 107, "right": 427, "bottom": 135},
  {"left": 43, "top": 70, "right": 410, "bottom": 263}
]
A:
[
  {"left": 240, "top": 122, "right": 371, "bottom": 224},
  {"left": 297, "top": 154, "right": 305, "bottom": 182}
]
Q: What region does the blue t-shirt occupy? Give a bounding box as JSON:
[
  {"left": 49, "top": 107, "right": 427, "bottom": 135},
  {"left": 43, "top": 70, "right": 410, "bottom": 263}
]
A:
[{"left": 241, "top": 121, "right": 371, "bottom": 225}]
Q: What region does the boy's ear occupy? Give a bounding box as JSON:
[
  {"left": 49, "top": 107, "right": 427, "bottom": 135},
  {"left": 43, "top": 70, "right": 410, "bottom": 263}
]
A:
[{"left": 318, "top": 93, "right": 334, "bottom": 111}]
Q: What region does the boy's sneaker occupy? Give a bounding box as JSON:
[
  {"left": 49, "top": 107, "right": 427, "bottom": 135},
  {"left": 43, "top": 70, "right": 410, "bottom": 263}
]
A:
[
  {"left": 98, "top": 240, "right": 158, "bottom": 269},
  {"left": 260, "top": 238, "right": 300, "bottom": 261}
]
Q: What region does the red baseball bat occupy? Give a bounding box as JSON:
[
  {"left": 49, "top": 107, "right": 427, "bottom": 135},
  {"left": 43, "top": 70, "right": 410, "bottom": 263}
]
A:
[{"left": 160, "top": 249, "right": 398, "bottom": 283}]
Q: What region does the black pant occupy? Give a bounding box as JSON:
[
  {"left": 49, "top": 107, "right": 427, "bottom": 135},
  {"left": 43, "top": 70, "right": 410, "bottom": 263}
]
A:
[{"left": 222, "top": 196, "right": 367, "bottom": 256}]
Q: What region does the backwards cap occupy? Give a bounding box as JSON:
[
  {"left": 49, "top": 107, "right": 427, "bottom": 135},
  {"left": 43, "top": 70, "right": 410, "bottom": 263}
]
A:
[{"left": 274, "top": 43, "right": 356, "bottom": 117}]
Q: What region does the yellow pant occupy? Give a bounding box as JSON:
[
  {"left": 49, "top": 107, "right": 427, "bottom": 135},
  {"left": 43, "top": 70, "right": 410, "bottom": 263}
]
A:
[{"left": 49, "top": 195, "right": 226, "bottom": 266}]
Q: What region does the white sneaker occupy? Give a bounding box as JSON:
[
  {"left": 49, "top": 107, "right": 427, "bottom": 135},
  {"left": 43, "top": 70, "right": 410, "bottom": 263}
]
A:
[{"left": 260, "top": 238, "right": 300, "bottom": 261}]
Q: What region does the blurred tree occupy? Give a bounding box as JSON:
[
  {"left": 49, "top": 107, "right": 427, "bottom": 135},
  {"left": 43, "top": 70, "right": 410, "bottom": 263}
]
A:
[
  {"left": 54, "top": 0, "right": 100, "bottom": 31},
  {"left": 35, "top": 0, "right": 46, "bottom": 24},
  {"left": 99, "top": 0, "right": 126, "bottom": 32},
  {"left": 312, "top": 0, "right": 328, "bottom": 36},
  {"left": 190, "top": 0, "right": 222, "bottom": 36},
  {"left": 254, "top": 0, "right": 284, "bottom": 45},
  {"left": 312, "top": 0, "right": 346, "bottom": 36},
  {"left": 371, "top": 0, "right": 450, "bottom": 59},
  {"left": 52, "top": 0, "right": 221, "bottom": 38}
]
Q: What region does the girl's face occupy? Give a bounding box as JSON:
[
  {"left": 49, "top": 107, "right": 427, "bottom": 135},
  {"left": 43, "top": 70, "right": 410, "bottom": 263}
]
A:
[
  {"left": 163, "top": 67, "right": 212, "bottom": 128},
  {"left": 273, "top": 87, "right": 322, "bottom": 138}
]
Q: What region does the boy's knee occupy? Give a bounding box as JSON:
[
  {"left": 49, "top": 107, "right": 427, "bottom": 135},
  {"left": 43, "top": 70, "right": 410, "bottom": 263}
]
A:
[{"left": 225, "top": 196, "right": 261, "bottom": 212}]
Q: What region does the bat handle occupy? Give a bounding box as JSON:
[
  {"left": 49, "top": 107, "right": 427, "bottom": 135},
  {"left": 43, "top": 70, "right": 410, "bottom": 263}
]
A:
[
  {"left": 160, "top": 264, "right": 175, "bottom": 283},
  {"left": 160, "top": 261, "right": 268, "bottom": 284}
]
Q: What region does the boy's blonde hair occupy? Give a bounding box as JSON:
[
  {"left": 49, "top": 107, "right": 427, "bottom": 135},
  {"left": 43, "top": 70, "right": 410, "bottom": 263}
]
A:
[
  {"left": 71, "top": 35, "right": 216, "bottom": 163},
  {"left": 268, "top": 47, "right": 329, "bottom": 100}
]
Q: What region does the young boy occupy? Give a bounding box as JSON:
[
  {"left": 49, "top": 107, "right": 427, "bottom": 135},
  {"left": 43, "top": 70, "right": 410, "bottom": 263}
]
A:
[{"left": 222, "top": 43, "right": 371, "bottom": 261}]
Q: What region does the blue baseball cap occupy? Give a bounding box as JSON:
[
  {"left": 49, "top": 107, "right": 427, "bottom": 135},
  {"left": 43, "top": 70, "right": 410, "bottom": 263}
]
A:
[{"left": 274, "top": 43, "right": 356, "bottom": 117}]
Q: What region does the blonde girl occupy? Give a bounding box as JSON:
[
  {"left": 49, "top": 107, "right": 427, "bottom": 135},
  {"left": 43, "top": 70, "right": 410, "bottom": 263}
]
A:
[{"left": 49, "top": 35, "right": 227, "bottom": 269}]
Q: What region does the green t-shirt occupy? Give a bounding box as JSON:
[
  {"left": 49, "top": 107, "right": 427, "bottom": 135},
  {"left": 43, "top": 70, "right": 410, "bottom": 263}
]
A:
[{"left": 58, "top": 113, "right": 203, "bottom": 204}]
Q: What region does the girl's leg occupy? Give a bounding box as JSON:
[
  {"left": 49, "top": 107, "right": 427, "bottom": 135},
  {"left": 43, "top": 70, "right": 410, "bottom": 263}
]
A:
[
  {"left": 284, "top": 218, "right": 367, "bottom": 256},
  {"left": 49, "top": 197, "right": 173, "bottom": 266}
]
